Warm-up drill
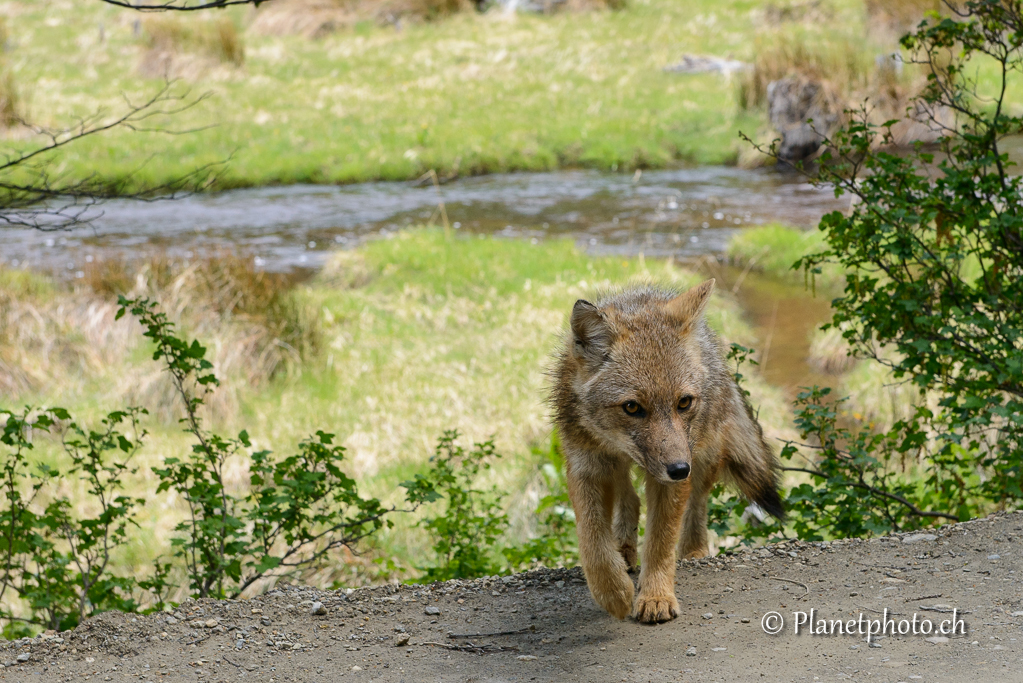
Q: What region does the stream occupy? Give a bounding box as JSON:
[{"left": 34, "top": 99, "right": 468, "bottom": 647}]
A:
[{"left": 2, "top": 166, "right": 850, "bottom": 391}]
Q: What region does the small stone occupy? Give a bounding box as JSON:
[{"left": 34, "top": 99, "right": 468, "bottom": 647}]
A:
[
  {"left": 517, "top": 655, "right": 538, "bottom": 661},
  {"left": 235, "top": 640, "right": 244, "bottom": 649},
  {"left": 901, "top": 533, "right": 938, "bottom": 544},
  {"left": 298, "top": 600, "right": 314, "bottom": 609},
  {"left": 395, "top": 634, "right": 410, "bottom": 647},
  {"left": 205, "top": 619, "right": 218, "bottom": 628},
  {"left": 424, "top": 606, "right": 441, "bottom": 616},
  {"left": 165, "top": 617, "right": 178, "bottom": 625},
  {"left": 261, "top": 617, "right": 271, "bottom": 626},
  {"left": 711, "top": 647, "right": 727, "bottom": 652},
  {"left": 501, "top": 576, "right": 514, "bottom": 584},
  {"left": 16, "top": 653, "right": 29, "bottom": 663},
  {"left": 1012, "top": 611, "right": 1023, "bottom": 617},
  {"left": 869, "top": 642, "right": 882, "bottom": 648},
  {"left": 685, "top": 646, "right": 697, "bottom": 656},
  {"left": 788, "top": 551, "right": 798, "bottom": 558},
  {"left": 925, "top": 636, "right": 949, "bottom": 644},
  {"left": 988, "top": 554, "right": 1000, "bottom": 560},
  {"left": 741, "top": 618, "right": 750, "bottom": 623},
  {"left": 250, "top": 609, "right": 263, "bottom": 615},
  {"left": 351, "top": 665, "right": 362, "bottom": 671},
  {"left": 850, "top": 592, "right": 859, "bottom": 597},
  {"left": 702, "top": 613, "right": 713, "bottom": 620},
  {"left": 554, "top": 580, "right": 565, "bottom": 589},
  {"left": 311, "top": 602, "right": 327, "bottom": 616}
]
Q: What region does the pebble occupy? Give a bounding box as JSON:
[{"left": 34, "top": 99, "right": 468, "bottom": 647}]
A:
[
  {"left": 517, "top": 655, "right": 537, "bottom": 661},
  {"left": 988, "top": 554, "right": 1000, "bottom": 560},
  {"left": 702, "top": 613, "right": 713, "bottom": 620},
  {"left": 901, "top": 534, "right": 938, "bottom": 544},
  {"left": 205, "top": 619, "right": 218, "bottom": 628},
  {"left": 741, "top": 618, "right": 750, "bottom": 623},
  {"left": 555, "top": 581, "right": 565, "bottom": 588},
  {"left": 165, "top": 617, "right": 178, "bottom": 625},
  {"left": 925, "top": 636, "right": 949, "bottom": 644},
  {"left": 711, "top": 647, "right": 726, "bottom": 652},
  {"left": 869, "top": 642, "right": 882, "bottom": 648},
  {"left": 424, "top": 606, "right": 441, "bottom": 616},
  {"left": 685, "top": 646, "right": 697, "bottom": 656},
  {"left": 395, "top": 634, "right": 410, "bottom": 647},
  {"left": 351, "top": 665, "right": 362, "bottom": 671},
  {"left": 16, "top": 654, "right": 29, "bottom": 663},
  {"left": 1012, "top": 611, "right": 1023, "bottom": 617},
  {"left": 311, "top": 602, "right": 327, "bottom": 616}
]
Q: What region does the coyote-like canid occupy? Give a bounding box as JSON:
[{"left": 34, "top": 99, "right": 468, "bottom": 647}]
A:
[{"left": 551, "top": 280, "right": 783, "bottom": 623}]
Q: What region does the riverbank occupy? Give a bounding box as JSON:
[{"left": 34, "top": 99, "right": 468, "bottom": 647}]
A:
[{"left": 7, "top": 0, "right": 885, "bottom": 191}]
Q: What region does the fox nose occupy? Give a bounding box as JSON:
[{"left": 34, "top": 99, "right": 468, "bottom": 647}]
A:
[{"left": 666, "top": 462, "right": 691, "bottom": 481}]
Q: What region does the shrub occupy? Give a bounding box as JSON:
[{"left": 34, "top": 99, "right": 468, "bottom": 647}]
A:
[{"left": 402, "top": 431, "right": 509, "bottom": 582}]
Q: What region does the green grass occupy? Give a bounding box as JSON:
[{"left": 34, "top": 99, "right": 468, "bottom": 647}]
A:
[
  {"left": 0, "top": 0, "right": 877, "bottom": 190},
  {"left": 2, "top": 229, "right": 791, "bottom": 594}
]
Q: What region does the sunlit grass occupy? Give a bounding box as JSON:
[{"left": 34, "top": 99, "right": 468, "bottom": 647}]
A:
[{"left": 2, "top": 229, "right": 790, "bottom": 594}]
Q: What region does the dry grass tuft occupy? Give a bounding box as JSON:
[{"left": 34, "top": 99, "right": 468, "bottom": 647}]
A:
[
  {"left": 737, "top": 29, "right": 872, "bottom": 112},
  {"left": 0, "top": 255, "right": 319, "bottom": 424},
  {"left": 249, "top": 0, "right": 473, "bottom": 38},
  {"left": 137, "top": 16, "right": 244, "bottom": 79},
  {"left": 865, "top": 0, "right": 941, "bottom": 40}
]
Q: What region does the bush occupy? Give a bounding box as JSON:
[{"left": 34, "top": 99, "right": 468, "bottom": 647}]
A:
[
  {"left": 402, "top": 431, "right": 509, "bottom": 582},
  {"left": 0, "top": 297, "right": 392, "bottom": 633},
  {"left": 716, "top": 0, "right": 1023, "bottom": 545}
]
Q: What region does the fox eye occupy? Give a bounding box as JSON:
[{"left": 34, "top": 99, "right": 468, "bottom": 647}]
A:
[
  {"left": 677, "top": 396, "right": 694, "bottom": 411},
  {"left": 622, "top": 401, "right": 644, "bottom": 416}
]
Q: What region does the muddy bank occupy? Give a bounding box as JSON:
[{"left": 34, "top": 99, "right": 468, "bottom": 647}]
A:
[{"left": 3, "top": 512, "right": 1020, "bottom": 682}]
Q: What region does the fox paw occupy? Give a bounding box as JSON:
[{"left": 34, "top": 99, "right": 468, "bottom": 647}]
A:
[
  {"left": 632, "top": 594, "right": 679, "bottom": 624},
  {"left": 589, "top": 572, "right": 635, "bottom": 620}
]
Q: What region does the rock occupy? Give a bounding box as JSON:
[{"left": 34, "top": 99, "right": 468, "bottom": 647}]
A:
[
  {"left": 351, "top": 665, "right": 362, "bottom": 671},
  {"left": 1011, "top": 611, "right": 1023, "bottom": 617},
  {"left": 424, "top": 606, "right": 441, "bottom": 616},
  {"left": 741, "top": 618, "right": 751, "bottom": 623},
  {"left": 250, "top": 609, "right": 263, "bottom": 615},
  {"left": 685, "top": 646, "right": 697, "bottom": 656},
  {"left": 555, "top": 580, "right": 565, "bottom": 588},
  {"left": 517, "top": 655, "right": 538, "bottom": 661},
  {"left": 298, "top": 600, "right": 314, "bottom": 609},
  {"left": 165, "top": 617, "right": 178, "bottom": 625},
  {"left": 767, "top": 75, "right": 842, "bottom": 162},
  {"left": 395, "top": 634, "right": 410, "bottom": 647},
  {"left": 925, "top": 636, "right": 949, "bottom": 644},
  {"left": 869, "top": 641, "right": 882, "bottom": 648},
  {"left": 663, "top": 54, "right": 749, "bottom": 76},
  {"left": 711, "top": 647, "right": 727, "bottom": 652},
  {"left": 901, "top": 534, "right": 938, "bottom": 544},
  {"left": 988, "top": 554, "right": 1000, "bottom": 560},
  {"left": 205, "top": 619, "right": 218, "bottom": 628},
  {"left": 702, "top": 613, "right": 713, "bottom": 620},
  {"left": 16, "top": 653, "right": 29, "bottom": 663},
  {"left": 310, "top": 602, "right": 327, "bottom": 616}
]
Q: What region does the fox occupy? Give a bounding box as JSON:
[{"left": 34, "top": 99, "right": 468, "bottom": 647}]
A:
[{"left": 550, "top": 279, "right": 784, "bottom": 624}]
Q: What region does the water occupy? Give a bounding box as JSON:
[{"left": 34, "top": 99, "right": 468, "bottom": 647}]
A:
[{"left": 1, "top": 167, "right": 848, "bottom": 274}]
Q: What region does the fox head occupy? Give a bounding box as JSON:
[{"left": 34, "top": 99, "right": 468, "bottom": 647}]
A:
[{"left": 562, "top": 280, "right": 724, "bottom": 485}]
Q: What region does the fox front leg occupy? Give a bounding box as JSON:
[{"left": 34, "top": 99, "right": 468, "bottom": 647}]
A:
[
  {"left": 566, "top": 458, "right": 634, "bottom": 620},
  {"left": 612, "top": 473, "right": 640, "bottom": 570},
  {"left": 634, "top": 473, "right": 688, "bottom": 624}
]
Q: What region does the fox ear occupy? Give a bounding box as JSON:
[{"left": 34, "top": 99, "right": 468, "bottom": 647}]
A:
[
  {"left": 571, "top": 299, "right": 613, "bottom": 362},
  {"left": 665, "top": 279, "right": 715, "bottom": 330}
]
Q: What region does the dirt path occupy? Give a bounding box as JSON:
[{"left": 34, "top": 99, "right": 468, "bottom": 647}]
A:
[{"left": 3, "top": 512, "right": 1022, "bottom": 683}]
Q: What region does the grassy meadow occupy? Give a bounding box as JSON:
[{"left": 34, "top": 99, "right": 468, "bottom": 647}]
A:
[
  {"left": 2, "top": 229, "right": 797, "bottom": 597},
  {"left": 1, "top": 0, "right": 994, "bottom": 190}
]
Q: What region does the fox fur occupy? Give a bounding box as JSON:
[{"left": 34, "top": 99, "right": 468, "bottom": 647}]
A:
[{"left": 550, "top": 280, "right": 783, "bottom": 623}]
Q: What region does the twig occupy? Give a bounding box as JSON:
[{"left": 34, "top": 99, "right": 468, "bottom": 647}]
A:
[
  {"left": 448, "top": 626, "right": 535, "bottom": 639},
  {"left": 905, "top": 594, "right": 942, "bottom": 602},
  {"left": 419, "top": 641, "right": 518, "bottom": 654},
  {"left": 769, "top": 576, "right": 809, "bottom": 599},
  {"left": 221, "top": 657, "right": 241, "bottom": 668},
  {"left": 780, "top": 465, "right": 959, "bottom": 522},
  {"left": 856, "top": 605, "right": 902, "bottom": 616}
]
